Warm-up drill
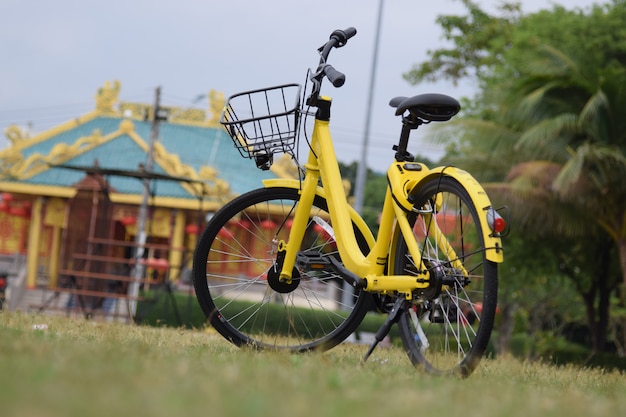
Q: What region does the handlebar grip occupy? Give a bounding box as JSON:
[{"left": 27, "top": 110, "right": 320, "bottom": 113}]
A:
[
  {"left": 343, "top": 27, "right": 357, "bottom": 40},
  {"left": 330, "top": 27, "right": 357, "bottom": 47},
  {"left": 325, "top": 65, "right": 346, "bottom": 87}
]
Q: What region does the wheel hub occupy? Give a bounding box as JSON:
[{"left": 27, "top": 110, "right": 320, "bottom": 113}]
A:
[
  {"left": 417, "top": 260, "right": 444, "bottom": 300},
  {"left": 266, "top": 263, "right": 300, "bottom": 293}
]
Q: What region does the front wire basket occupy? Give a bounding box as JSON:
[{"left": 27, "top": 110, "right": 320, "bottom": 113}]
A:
[{"left": 220, "top": 83, "right": 302, "bottom": 169}]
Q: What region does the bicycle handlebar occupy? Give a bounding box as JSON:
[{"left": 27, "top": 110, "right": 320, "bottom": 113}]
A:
[
  {"left": 307, "top": 27, "right": 357, "bottom": 105},
  {"left": 322, "top": 64, "right": 345, "bottom": 87},
  {"left": 329, "top": 27, "right": 357, "bottom": 47}
]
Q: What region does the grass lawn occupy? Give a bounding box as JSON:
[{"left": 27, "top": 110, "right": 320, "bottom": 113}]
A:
[{"left": 0, "top": 311, "right": 624, "bottom": 417}]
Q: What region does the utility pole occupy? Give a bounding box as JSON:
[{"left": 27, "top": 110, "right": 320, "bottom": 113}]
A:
[
  {"left": 353, "top": 0, "right": 384, "bottom": 214},
  {"left": 129, "top": 86, "right": 161, "bottom": 317}
]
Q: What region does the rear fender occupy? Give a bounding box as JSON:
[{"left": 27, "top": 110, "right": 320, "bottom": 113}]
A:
[{"left": 419, "top": 167, "right": 504, "bottom": 263}]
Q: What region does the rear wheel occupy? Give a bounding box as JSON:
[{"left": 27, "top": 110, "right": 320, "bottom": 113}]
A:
[
  {"left": 392, "top": 176, "right": 498, "bottom": 377},
  {"left": 193, "top": 187, "right": 372, "bottom": 351}
]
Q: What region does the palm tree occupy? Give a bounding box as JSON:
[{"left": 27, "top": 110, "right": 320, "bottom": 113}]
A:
[
  {"left": 428, "top": 40, "right": 626, "bottom": 353},
  {"left": 511, "top": 44, "right": 626, "bottom": 283},
  {"left": 450, "top": 44, "right": 626, "bottom": 353}
]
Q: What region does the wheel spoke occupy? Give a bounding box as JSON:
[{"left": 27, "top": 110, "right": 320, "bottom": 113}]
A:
[
  {"left": 394, "top": 176, "right": 498, "bottom": 376},
  {"left": 193, "top": 187, "right": 370, "bottom": 351}
]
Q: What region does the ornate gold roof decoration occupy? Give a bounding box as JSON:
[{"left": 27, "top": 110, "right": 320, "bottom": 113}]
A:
[
  {"left": 0, "top": 147, "right": 23, "bottom": 180},
  {"left": 207, "top": 90, "right": 225, "bottom": 128},
  {"left": 4, "top": 125, "right": 30, "bottom": 146},
  {"left": 270, "top": 154, "right": 300, "bottom": 179},
  {"left": 198, "top": 166, "right": 231, "bottom": 200},
  {"left": 119, "top": 119, "right": 135, "bottom": 133},
  {"left": 0, "top": 129, "right": 110, "bottom": 180},
  {"left": 119, "top": 102, "right": 150, "bottom": 120},
  {"left": 148, "top": 141, "right": 231, "bottom": 201},
  {"left": 0, "top": 81, "right": 234, "bottom": 202},
  {"left": 116, "top": 86, "right": 225, "bottom": 128},
  {"left": 95, "top": 80, "right": 121, "bottom": 114},
  {"left": 168, "top": 107, "right": 207, "bottom": 124}
]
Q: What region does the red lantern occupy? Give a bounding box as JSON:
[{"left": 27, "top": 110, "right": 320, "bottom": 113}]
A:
[
  {"left": 185, "top": 224, "right": 200, "bottom": 234},
  {"left": 473, "top": 302, "right": 500, "bottom": 315},
  {"left": 145, "top": 257, "right": 169, "bottom": 272},
  {"left": 237, "top": 219, "right": 252, "bottom": 231},
  {"left": 120, "top": 216, "right": 136, "bottom": 226},
  {"left": 1, "top": 193, "right": 14, "bottom": 202},
  {"left": 312, "top": 223, "right": 325, "bottom": 234},
  {"left": 9, "top": 206, "right": 29, "bottom": 218},
  {"left": 217, "top": 228, "right": 234, "bottom": 239},
  {"left": 261, "top": 219, "right": 276, "bottom": 230}
]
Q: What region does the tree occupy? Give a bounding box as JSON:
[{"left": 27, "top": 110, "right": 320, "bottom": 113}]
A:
[
  {"left": 405, "top": 0, "right": 626, "bottom": 353},
  {"left": 501, "top": 41, "right": 626, "bottom": 353},
  {"left": 403, "top": 0, "right": 522, "bottom": 88}
]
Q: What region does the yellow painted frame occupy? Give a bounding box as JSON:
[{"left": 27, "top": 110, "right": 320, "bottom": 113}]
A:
[{"left": 266, "top": 97, "right": 503, "bottom": 296}]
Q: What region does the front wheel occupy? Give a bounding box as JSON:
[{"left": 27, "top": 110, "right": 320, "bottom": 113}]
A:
[
  {"left": 392, "top": 176, "right": 499, "bottom": 377},
  {"left": 192, "top": 187, "right": 372, "bottom": 351}
]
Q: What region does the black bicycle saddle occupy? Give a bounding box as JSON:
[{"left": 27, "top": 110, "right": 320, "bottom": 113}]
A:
[{"left": 389, "top": 93, "right": 461, "bottom": 122}]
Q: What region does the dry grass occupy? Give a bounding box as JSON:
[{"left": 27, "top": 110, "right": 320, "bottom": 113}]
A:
[{"left": 0, "top": 312, "right": 624, "bottom": 417}]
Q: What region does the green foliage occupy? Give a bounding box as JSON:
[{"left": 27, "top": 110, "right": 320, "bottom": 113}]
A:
[
  {"left": 403, "top": 0, "right": 522, "bottom": 86},
  {"left": 137, "top": 290, "right": 398, "bottom": 339},
  {"left": 506, "top": 332, "right": 534, "bottom": 357},
  {"left": 136, "top": 290, "right": 206, "bottom": 328},
  {"left": 497, "top": 232, "right": 588, "bottom": 337},
  {"left": 407, "top": 0, "right": 626, "bottom": 354}
]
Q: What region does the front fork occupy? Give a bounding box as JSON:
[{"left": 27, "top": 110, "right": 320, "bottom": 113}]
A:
[{"left": 275, "top": 176, "right": 320, "bottom": 285}]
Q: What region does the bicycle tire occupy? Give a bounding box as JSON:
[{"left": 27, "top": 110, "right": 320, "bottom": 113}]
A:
[
  {"left": 193, "top": 186, "right": 372, "bottom": 351},
  {"left": 392, "top": 176, "right": 498, "bottom": 377}
]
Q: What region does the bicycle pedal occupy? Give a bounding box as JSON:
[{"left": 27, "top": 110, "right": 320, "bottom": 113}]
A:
[
  {"left": 296, "top": 251, "right": 366, "bottom": 288},
  {"left": 296, "top": 251, "right": 331, "bottom": 270}
]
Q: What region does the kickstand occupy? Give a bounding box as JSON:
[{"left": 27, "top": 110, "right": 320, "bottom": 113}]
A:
[{"left": 360, "top": 296, "right": 406, "bottom": 365}]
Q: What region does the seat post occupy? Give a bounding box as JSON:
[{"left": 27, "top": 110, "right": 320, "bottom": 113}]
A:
[{"left": 394, "top": 116, "right": 422, "bottom": 162}]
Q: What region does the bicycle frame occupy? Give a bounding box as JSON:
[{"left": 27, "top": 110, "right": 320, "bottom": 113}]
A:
[
  {"left": 269, "top": 97, "right": 503, "bottom": 298},
  {"left": 198, "top": 27, "right": 504, "bottom": 375}
]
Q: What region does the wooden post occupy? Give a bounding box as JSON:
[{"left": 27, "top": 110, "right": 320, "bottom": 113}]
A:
[
  {"left": 26, "top": 197, "right": 44, "bottom": 289},
  {"left": 168, "top": 209, "right": 185, "bottom": 281}
]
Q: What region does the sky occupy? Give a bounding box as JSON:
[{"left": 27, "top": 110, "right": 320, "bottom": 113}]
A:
[{"left": 0, "top": 0, "right": 603, "bottom": 173}]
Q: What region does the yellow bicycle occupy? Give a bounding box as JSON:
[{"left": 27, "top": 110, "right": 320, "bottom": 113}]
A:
[{"left": 193, "top": 28, "right": 506, "bottom": 376}]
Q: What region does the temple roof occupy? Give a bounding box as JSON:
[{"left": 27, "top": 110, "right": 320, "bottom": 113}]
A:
[{"left": 0, "top": 81, "right": 294, "bottom": 204}]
